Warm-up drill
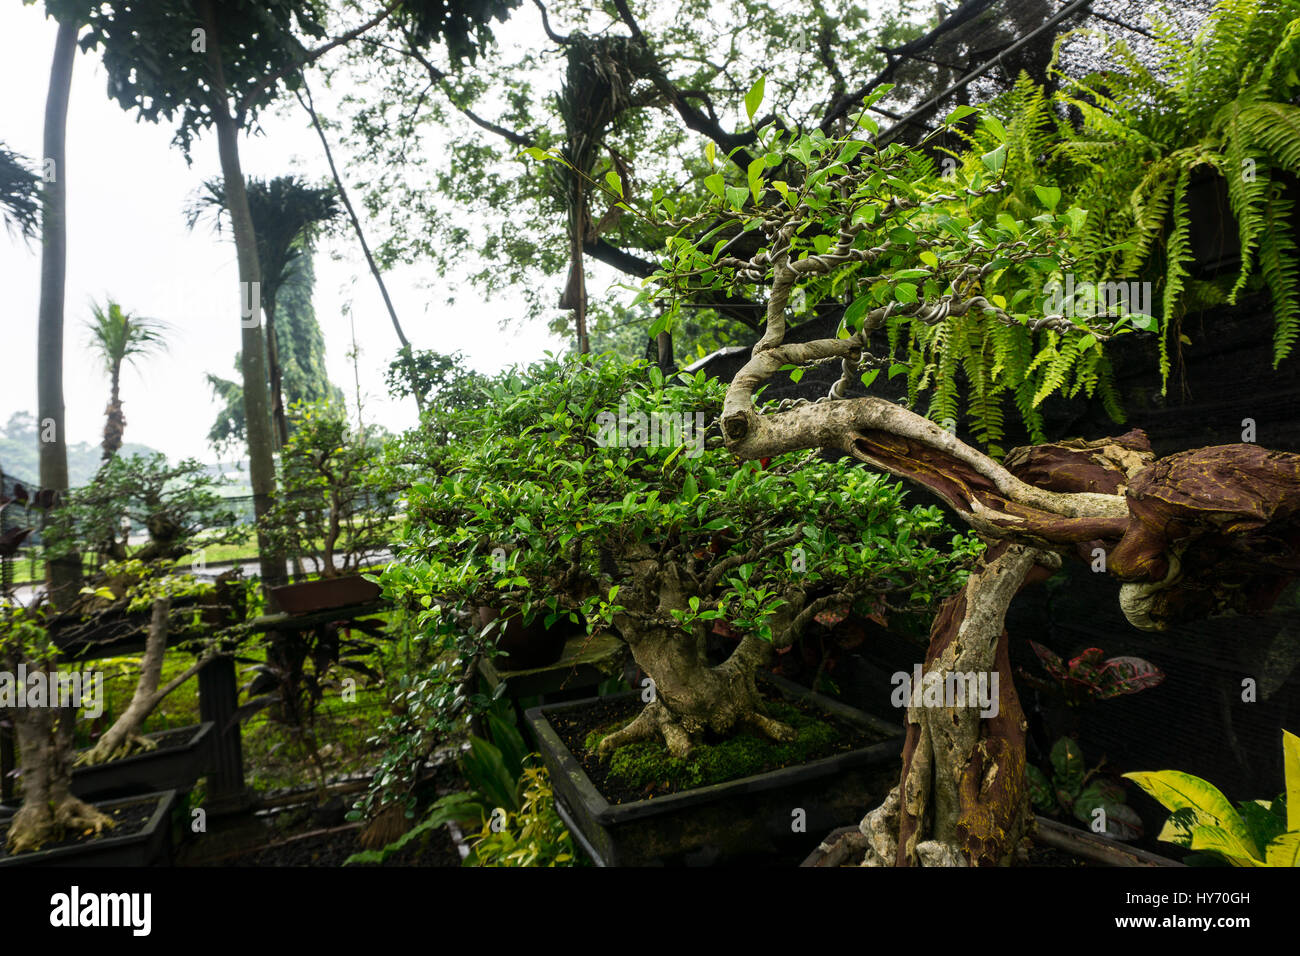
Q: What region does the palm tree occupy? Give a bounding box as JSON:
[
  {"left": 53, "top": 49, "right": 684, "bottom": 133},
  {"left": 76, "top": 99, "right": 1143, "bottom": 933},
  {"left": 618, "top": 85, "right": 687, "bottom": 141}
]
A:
[
  {"left": 0, "top": 141, "right": 40, "bottom": 240},
  {"left": 187, "top": 175, "right": 341, "bottom": 448},
  {"left": 85, "top": 300, "right": 169, "bottom": 462}
]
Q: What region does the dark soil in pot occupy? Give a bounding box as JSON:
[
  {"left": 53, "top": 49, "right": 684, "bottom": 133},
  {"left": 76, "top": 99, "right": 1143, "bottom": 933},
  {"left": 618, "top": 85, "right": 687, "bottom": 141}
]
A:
[
  {"left": 553, "top": 688, "right": 889, "bottom": 804},
  {"left": 0, "top": 797, "right": 155, "bottom": 860}
]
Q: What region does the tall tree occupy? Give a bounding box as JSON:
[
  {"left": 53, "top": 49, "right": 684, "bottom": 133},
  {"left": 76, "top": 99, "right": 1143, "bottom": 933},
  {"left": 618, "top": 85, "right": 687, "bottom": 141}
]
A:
[
  {"left": 334, "top": 0, "right": 933, "bottom": 354},
  {"left": 35, "top": 10, "right": 81, "bottom": 609},
  {"left": 77, "top": 0, "right": 519, "bottom": 596},
  {"left": 188, "top": 174, "right": 340, "bottom": 448},
  {"left": 84, "top": 299, "right": 169, "bottom": 462},
  {"left": 204, "top": 250, "right": 345, "bottom": 455}
]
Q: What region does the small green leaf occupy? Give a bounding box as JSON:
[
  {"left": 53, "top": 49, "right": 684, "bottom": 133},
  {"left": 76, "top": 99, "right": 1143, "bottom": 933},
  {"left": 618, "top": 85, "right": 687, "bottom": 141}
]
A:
[
  {"left": 981, "top": 144, "right": 1008, "bottom": 173},
  {"left": 744, "top": 76, "right": 766, "bottom": 123},
  {"left": 1033, "top": 184, "right": 1061, "bottom": 211}
]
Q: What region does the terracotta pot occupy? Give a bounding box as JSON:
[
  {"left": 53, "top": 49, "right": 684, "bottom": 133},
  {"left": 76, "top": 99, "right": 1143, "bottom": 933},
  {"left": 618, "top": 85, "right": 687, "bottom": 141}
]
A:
[{"left": 474, "top": 606, "right": 569, "bottom": 670}]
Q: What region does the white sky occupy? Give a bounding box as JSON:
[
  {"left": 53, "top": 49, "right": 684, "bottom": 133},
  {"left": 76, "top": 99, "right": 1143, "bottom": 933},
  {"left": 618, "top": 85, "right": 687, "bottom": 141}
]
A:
[{"left": 0, "top": 3, "right": 569, "bottom": 469}]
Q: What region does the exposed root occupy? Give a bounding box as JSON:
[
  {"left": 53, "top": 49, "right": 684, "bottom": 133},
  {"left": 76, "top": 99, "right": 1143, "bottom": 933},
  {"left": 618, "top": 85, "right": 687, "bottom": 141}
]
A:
[
  {"left": 744, "top": 709, "right": 797, "bottom": 744},
  {"left": 596, "top": 699, "right": 695, "bottom": 759},
  {"left": 75, "top": 732, "right": 158, "bottom": 767},
  {"left": 4, "top": 797, "right": 116, "bottom": 855},
  {"left": 596, "top": 698, "right": 796, "bottom": 761},
  {"left": 54, "top": 796, "right": 115, "bottom": 835}
]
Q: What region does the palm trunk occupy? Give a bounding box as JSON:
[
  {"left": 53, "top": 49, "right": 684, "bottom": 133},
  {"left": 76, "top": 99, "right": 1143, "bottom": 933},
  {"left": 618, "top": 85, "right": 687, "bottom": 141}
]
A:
[
  {"left": 37, "top": 17, "right": 82, "bottom": 609},
  {"left": 101, "top": 366, "right": 124, "bottom": 462},
  {"left": 202, "top": 0, "right": 285, "bottom": 598}
]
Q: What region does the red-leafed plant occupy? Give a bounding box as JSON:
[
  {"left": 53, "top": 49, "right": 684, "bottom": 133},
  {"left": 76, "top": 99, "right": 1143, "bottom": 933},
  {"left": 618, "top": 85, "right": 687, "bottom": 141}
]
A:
[{"left": 1024, "top": 641, "right": 1165, "bottom": 706}]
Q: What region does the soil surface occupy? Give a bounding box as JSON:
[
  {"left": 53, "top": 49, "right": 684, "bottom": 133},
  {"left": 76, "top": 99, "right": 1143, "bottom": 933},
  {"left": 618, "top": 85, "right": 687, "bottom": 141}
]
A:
[
  {"left": 553, "top": 690, "right": 886, "bottom": 805},
  {"left": 0, "top": 796, "right": 156, "bottom": 860},
  {"left": 214, "top": 823, "right": 463, "bottom": 867}
]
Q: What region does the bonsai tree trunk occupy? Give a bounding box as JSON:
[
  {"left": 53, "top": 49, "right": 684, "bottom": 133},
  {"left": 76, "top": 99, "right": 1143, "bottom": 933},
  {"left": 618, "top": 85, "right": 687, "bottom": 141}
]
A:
[
  {"left": 852, "top": 544, "right": 1053, "bottom": 867},
  {"left": 77, "top": 596, "right": 208, "bottom": 765},
  {"left": 596, "top": 560, "right": 801, "bottom": 759},
  {"left": 5, "top": 671, "right": 113, "bottom": 854}
]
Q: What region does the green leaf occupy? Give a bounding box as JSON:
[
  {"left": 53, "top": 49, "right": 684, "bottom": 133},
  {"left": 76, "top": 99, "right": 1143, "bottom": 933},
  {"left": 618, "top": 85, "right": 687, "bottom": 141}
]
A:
[
  {"left": 605, "top": 170, "right": 623, "bottom": 198},
  {"left": 1125, "top": 770, "right": 1259, "bottom": 858},
  {"left": 725, "top": 185, "right": 749, "bottom": 210},
  {"left": 704, "top": 173, "right": 725, "bottom": 199},
  {"left": 1033, "top": 184, "right": 1061, "bottom": 211},
  {"left": 1051, "top": 737, "right": 1085, "bottom": 794},
  {"left": 944, "top": 104, "right": 979, "bottom": 124},
  {"left": 1284, "top": 729, "right": 1300, "bottom": 831},
  {"left": 843, "top": 294, "right": 872, "bottom": 330},
  {"left": 747, "top": 158, "right": 766, "bottom": 202},
  {"left": 980, "top": 144, "right": 1008, "bottom": 173},
  {"left": 744, "top": 76, "right": 766, "bottom": 123},
  {"left": 980, "top": 114, "right": 1007, "bottom": 141}
]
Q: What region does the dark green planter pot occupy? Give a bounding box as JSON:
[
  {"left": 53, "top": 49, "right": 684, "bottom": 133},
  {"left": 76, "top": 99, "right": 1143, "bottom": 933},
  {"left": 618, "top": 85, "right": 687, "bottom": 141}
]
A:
[
  {"left": 526, "top": 675, "right": 904, "bottom": 866},
  {"left": 71, "top": 722, "right": 214, "bottom": 801},
  {"left": 0, "top": 789, "right": 179, "bottom": 867}
]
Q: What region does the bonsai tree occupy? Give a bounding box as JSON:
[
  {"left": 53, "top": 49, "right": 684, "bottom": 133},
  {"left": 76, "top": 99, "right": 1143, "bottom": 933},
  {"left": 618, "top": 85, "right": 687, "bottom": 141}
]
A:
[
  {"left": 33, "top": 457, "right": 244, "bottom": 768},
  {"left": 44, "top": 453, "right": 237, "bottom": 566},
  {"left": 261, "top": 401, "right": 394, "bottom": 578},
  {"left": 632, "top": 85, "right": 1300, "bottom": 865},
  {"left": 0, "top": 599, "right": 113, "bottom": 853},
  {"left": 384, "top": 354, "right": 981, "bottom": 758}
]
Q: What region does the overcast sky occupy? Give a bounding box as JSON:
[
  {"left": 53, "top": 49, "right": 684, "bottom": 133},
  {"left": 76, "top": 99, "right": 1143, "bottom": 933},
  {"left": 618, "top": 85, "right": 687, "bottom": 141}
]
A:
[{"left": 0, "top": 3, "right": 569, "bottom": 469}]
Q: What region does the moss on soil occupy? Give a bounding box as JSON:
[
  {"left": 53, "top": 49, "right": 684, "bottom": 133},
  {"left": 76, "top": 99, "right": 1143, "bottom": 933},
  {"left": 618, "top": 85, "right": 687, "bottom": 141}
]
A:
[{"left": 583, "top": 701, "right": 840, "bottom": 791}]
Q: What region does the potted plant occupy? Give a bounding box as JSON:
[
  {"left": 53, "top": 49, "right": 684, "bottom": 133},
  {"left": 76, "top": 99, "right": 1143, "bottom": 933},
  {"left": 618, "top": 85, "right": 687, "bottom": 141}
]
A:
[
  {"left": 0, "top": 461, "right": 246, "bottom": 855},
  {"left": 263, "top": 401, "right": 394, "bottom": 614},
  {"left": 373, "top": 355, "right": 980, "bottom": 864},
  {"left": 0, "top": 789, "right": 180, "bottom": 868}
]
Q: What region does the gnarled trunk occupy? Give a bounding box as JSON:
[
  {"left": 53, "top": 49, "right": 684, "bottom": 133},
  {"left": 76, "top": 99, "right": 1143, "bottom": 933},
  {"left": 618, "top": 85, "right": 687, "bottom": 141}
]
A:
[
  {"left": 845, "top": 544, "right": 1052, "bottom": 867},
  {"left": 5, "top": 674, "right": 113, "bottom": 855},
  {"left": 597, "top": 562, "right": 795, "bottom": 759}
]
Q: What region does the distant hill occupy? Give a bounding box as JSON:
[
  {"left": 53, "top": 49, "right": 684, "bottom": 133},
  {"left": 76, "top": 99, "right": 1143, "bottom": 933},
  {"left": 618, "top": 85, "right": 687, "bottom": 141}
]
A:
[{"left": 0, "top": 411, "right": 164, "bottom": 488}]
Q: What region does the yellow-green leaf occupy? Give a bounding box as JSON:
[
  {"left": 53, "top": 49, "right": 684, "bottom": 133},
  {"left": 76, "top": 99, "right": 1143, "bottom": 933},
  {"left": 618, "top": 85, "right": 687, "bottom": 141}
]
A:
[
  {"left": 1264, "top": 831, "right": 1300, "bottom": 867},
  {"left": 1284, "top": 730, "right": 1300, "bottom": 831},
  {"left": 1189, "top": 825, "right": 1264, "bottom": 866}
]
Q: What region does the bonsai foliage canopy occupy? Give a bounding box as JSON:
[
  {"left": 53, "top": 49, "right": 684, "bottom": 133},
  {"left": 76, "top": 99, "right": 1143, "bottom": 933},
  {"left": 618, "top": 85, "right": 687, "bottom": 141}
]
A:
[{"left": 387, "top": 355, "right": 981, "bottom": 758}]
